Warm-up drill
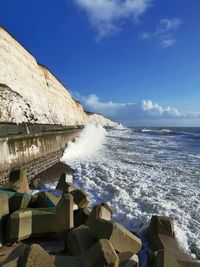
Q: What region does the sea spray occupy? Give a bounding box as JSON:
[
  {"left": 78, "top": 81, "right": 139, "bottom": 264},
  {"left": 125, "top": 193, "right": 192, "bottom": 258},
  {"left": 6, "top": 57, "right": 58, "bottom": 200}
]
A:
[{"left": 61, "top": 124, "right": 106, "bottom": 163}]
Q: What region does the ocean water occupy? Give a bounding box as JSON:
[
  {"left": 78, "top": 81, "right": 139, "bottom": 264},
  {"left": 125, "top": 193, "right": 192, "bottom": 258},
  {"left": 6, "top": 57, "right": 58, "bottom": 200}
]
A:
[{"left": 60, "top": 124, "right": 200, "bottom": 265}]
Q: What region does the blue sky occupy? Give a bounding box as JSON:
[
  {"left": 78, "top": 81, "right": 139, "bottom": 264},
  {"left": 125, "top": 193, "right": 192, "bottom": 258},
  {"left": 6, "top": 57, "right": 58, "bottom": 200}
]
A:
[{"left": 0, "top": 0, "right": 200, "bottom": 126}]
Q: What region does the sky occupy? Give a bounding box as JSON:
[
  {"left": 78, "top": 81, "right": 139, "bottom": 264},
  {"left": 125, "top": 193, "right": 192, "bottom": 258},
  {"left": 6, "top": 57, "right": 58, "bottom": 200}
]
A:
[{"left": 0, "top": 0, "right": 200, "bottom": 126}]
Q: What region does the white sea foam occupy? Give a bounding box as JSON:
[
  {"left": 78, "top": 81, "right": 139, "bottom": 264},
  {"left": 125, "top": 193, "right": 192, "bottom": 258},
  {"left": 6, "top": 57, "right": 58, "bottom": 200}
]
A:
[
  {"left": 141, "top": 128, "right": 152, "bottom": 133},
  {"left": 115, "top": 123, "right": 127, "bottom": 130},
  {"left": 60, "top": 127, "right": 200, "bottom": 266},
  {"left": 61, "top": 124, "right": 106, "bottom": 162},
  {"left": 142, "top": 128, "right": 173, "bottom": 135}
]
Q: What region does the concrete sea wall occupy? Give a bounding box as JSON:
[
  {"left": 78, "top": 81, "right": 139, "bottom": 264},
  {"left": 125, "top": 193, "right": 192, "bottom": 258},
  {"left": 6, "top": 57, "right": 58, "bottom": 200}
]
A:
[{"left": 0, "top": 124, "right": 82, "bottom": 184}]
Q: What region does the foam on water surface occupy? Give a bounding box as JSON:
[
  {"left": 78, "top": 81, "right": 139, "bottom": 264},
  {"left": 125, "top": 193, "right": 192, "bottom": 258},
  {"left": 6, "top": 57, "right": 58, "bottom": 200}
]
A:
[{"left": 60, "top": 125, "right": 200, "bottom": 265}]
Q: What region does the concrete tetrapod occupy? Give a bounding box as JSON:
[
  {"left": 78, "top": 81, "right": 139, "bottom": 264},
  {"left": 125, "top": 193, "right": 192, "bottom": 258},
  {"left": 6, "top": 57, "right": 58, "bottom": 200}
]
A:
[
  {"left": 50, "top": 255, "right": 84, "bottom": 267},
  {"left": 147, "top": 249, "right": 181, "bottom": 267},
  {"left": 29, "top": 178, "right": 46, "bottom": 190},
  {"left": 9, "top": 193, "right": 31, "bottom": 212},
  {"left": 86, "top": 203, "right": 113, "bottom": 228},
  {"left": 66, "top": 224, "right": 96, "bottom": 256},
  {"left": 89, "top": 218, "right": 142, "bottom": 254},
  {"left": 74, "top": 207, "right": 91, "bottom": 227},
  {"left": 1, "top": 258, "right": 19, "bottom": 267},
  {"left": 21, "top": 244, "right": 56, "bottom": 267},
  {"left": 0, "top": 192, "right": 9, "bottom": 247},
  {"left": 118, "top": 252, "right": 139, "bottom": 267},
  {"left": 84, "top": 239, "right": 119, "bottom": 267},
  {"left": 0, "top": 189, "right": 31, "bottom": 212},
  {"left": 2, "top": 170, "right": 30, "bottom": 195},
  {"left": 0, "top": 243, "right": 28, "bottom": 266},
  {"left": 147, "top": 216, "right": 200, "bottom": 267},
  {"left": 121, "top": 255, "right": 139, "bottom": 267},
  {"left": 70, "top": 189, "right": 90, "bottom": 208},
  {"left": 30, "top": 191, "right": 60, "bottom": 208},
  {"left": 7, "top": 194, "right": 74, "bottom": 243},
  {"left": 56, "top": 174, "right": 76, "bottom": 194}
]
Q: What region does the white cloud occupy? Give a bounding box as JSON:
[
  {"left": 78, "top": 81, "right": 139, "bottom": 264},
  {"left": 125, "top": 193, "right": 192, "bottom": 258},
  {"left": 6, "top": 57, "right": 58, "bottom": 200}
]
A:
[
  {"left": 140, "top": 18, "right": 182, "bottom": 47},
  {"left": 73, "top": 0, "right": 152, "bottom": 39},
  {"left": 76, "top": 93, "right": 200, "bottom": 125},
  {"left": 161, "top": 39, "right": 175, "bottom": 48}
]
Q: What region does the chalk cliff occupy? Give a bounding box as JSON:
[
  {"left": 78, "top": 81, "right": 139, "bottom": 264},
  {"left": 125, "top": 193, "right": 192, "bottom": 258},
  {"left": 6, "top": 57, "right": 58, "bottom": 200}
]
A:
[
  {"left": 86, "top": 112, "right": 118, "bottom": 127},
  {"left": 0, "top": 27, "right": 118, "bottom": 127}
]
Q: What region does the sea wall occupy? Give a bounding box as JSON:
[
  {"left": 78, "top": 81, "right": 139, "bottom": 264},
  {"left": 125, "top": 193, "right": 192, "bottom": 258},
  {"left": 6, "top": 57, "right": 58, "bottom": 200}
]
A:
[
  {"left": 0, "top": 125, "right": 81, "bottom": 184},
  {"left": 0, "top": 27, "right": 117, "bottom": 127}
]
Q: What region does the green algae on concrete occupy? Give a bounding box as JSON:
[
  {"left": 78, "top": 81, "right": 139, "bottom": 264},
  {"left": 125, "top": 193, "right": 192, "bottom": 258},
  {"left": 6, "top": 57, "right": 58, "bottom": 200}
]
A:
[
  {"left": 7, "top": 194, "right": 74, "bottom": 243},
  {"left": 31, "top": 192, "right": 60, "bottom": 208},
  {"left": 2, "top": 170, "right": 30, "bottom": 195},
  {"left": 9, "top": 193, "right": 31, "bottom": 212}
]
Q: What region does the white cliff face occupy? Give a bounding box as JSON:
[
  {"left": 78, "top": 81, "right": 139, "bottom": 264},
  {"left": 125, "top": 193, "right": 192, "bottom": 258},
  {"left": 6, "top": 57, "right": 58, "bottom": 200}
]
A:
[
  {"left": 86, "top": 113, "right": 119, "bottom": 127},
  {"left": 0, "top": 84, "right": 36, "bottom": 124},
  {"left": 0, "top": 27, "right": 117, "bottom": 127}
]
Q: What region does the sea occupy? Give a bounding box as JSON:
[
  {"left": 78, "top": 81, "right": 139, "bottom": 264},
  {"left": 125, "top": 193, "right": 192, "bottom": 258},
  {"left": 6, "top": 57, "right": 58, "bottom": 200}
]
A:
[{"left": 59, "top": 124, "right": 200, "bottom": 266}]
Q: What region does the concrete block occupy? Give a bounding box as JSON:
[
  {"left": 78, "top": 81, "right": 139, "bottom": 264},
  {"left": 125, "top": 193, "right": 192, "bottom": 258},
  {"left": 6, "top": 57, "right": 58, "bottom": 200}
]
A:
[
  {"left": 149, "top": 234, "right": 200, "bottom": 265},
  {"left": 71, "top": 189, "right": 90, "bottom": 208},
  {"left": 2, "top": 169, "right": 30, "bottom": 194},
  {"left": 148, "top": 249, "right": 181, "bottom": 267},
  {"left": 73, "top": 204, "right": 79, "bottom": 211},
  {"left": 50, "top": 255, "right": 84, "bottom": 267},
  {"left": 28, "top": 193, "right": 38, "bottom": 208},
  {"left": 86, "top": 203, "right": 113, "bottom": 228},
  {"left": 1, "top": 258, "right": 19, "bottom": 267},
  {"left": 0, "top": 192, "right": 10, "bottom": 247},
  {"left": 65, "top": 172, "right": 74, "bottom": 183},
  {"left": 7, "top": 210, "right": 32, "bottom": 243},
  {"left": 57, "top": 170, "right": 74, "bottom": 184},
  {"left": 118, "top": 252, "right": 139, "bottom": 267},
  {"left": 0, "top": 189, "right": 15, "bottom": 199},
  {"left": 89, "top": 218, "right": 142, "bottom": 254},
  {"left": 122, "top": 255, "right": 139, "bottom": 267},
  {"left": 177, "top": 260, "right": 200, "bottom": 267},
  {"left": 74, "top": 207, "right": 91, "bottom": 228},
  {"left": 66, "top": 224, "right": 96, "bottom": 256},
  {"left": 21, "top": 244, "right": 56, "bottom": 267},
  {"left": 148, "top": 216, "right": 174, "bottom": 238},
  {"left": 7, "top": 194, "right": 74, "bottom": 243},
  {"left": 147, "top": 216, "right": 200, "bottom": 266},
  {"left": 29, "top": 178, "right": 46, "bottom": 190},
  {"left": 9, "top": 193, "right": 31, "bottom": 212},
  {"left": 101, "top": 203, "right": 114, "bottom": 217},
  {"left": 31, "top": 191, "right": 60, "bottom": 208},
  {"left": 0, "top": 191, "right": 9, "bottom": 215},
  {"left": 56, "top": 175, "right": 76, "bottom": 194},
  {"left": 0, "top": 243, "right": 28, "bottom": 266},
  {"left": 56, "top": 174, "right": 76, "bottom": 194},
  {"left": 84, "top": 239, "right": 119, "bottom": 267}
]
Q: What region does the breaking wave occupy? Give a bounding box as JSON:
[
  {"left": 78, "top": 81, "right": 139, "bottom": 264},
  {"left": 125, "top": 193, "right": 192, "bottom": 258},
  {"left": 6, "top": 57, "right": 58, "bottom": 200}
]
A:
[
  {"left": 141, "top": 128, "right": 174, "bottom": 135},
  {"left": 61, "top": 124, "right": 106, "bottom": 162}
]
